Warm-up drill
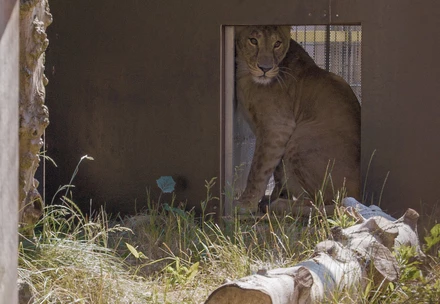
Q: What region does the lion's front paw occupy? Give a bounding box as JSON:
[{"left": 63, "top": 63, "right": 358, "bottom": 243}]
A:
[{"left": 232, "top": 199, "right": 258, "bottom": 215}]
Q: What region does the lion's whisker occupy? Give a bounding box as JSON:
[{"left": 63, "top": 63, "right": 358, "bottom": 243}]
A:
[
  {"left": 275, "top": 76, "right": 284, "bottom": 89},
  {"left": 279, "top": 70, "right": 297, "bottom": 82},
  {"left": 278, "top": 74, "right": 288, "bottom": 89},
  {"left": 279, "top": 66, "right": 294, "bottom": 72}
]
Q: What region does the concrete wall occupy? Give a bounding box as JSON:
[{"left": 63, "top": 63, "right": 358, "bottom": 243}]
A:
[
  {"left": 45, "top": 0, "right": 440, "bottom": 224},
  {"left": 0, "top": 0, "right": 19, "bottom": 302}
]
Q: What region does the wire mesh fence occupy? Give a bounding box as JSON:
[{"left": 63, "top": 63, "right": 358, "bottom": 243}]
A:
[{"left": 233, "top": 25, "right": 362, "bottom": 197}]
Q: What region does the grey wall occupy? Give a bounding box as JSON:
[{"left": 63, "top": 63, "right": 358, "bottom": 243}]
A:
[
  {"left": 0, "top": 0, "right": 18, "bottom": 302},
  {"left": 45, "top": 0, "right": 440, "bottom": 225}
]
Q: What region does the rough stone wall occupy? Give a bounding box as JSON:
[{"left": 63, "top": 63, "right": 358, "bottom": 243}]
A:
[
  {"left": 19, "top": 0, "right": 52, "bottom": 227},
  {"left": 0, "top": 0, "right": 19, "bottom": 302}
]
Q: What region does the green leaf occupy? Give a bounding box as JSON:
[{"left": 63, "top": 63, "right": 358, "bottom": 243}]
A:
[
  {"left": 189, "top": 261, "right": 199, "bottom": 273},
  {"left": 430, "top": 224, "right": 440, "bottom": 237},
  {"left": 163, "top": 204, "right": 188, "bottom": 218},
  {"left": 186, "top": 262, "right": 199, "bottom": 281},
  {"left": 156, "top": 176, "right": 176, "bottom": 193},
  {"left": 425, "top": 224, "right": 440, "bottom": 251},
  {"left": 125, "top": 242, "right": 140, "bottom": 259}
]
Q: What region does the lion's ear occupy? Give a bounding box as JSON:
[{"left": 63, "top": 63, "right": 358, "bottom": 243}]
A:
[
  {"left": 234, "top": 26, "right": 247, "bottom": 38},
  {"left": 279, "top": 26, "right": 292, "bottom": 40}
]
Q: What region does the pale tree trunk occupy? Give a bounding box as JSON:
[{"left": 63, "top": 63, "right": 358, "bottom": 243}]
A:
[
  {"left": 205, "top": 199, "right": 425, "bottom": 304},
  {"left": 0, "top": 1, "right": 19, "bottom": 303},
  {"left": 19, "top": 0, "right": 52, "bottom": 229}
]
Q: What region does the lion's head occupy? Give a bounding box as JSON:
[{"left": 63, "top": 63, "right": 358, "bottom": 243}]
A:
[{"left": 235, "top": 25, "right": 291, "bottom": 85}]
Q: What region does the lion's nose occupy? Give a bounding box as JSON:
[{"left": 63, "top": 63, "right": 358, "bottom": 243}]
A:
[{"left": 258, "top": 65, "right": 272, "bottom": 73}]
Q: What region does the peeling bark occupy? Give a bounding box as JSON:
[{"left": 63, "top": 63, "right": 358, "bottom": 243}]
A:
[
  {"left": 205, "top": 199, "right": 424, "bottom": 304},
  {"left": 19, "top": 0, "right": 52, "bottom": 228}
]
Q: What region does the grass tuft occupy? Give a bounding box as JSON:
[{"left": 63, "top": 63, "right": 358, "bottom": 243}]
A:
[
  {"left": 18, "top": 157, "right": 440, "bottom": 303},
  {"left": 19, "top": 203, "right": 151, "bottom": 303},
  {"left": 19, "top": 196, "right": 440, "bottom": 303}
]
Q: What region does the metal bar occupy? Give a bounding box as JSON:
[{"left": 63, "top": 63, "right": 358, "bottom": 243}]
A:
[
  {"left": 325, "top": 24, "right": 331, "bottom": 71},
  {"left": 223, "top": 26, "right": 235, "bottom": 217},
  {"left": 347, "top": 25, "right": 352, "bottom": 87}
]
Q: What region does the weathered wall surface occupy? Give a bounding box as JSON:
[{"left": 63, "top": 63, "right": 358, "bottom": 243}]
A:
[
  {"left": 360, "top": 0, "right": 440, "bottom": 226},
  {"left": 18, "top": 0, "right": 52, "bottom": 227},
  {"left": 0, "top": 0, "right": 19, "bottom": 302},
  {"left": 44, "top": 0, "right": 331, "bottom": 215},
  {"left": 45, "top": 0, "right": 440, "bottom": 224}
]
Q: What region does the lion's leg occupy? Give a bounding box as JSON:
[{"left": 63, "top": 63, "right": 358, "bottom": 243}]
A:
[
  {"left": 270, "top": 162, "right": 284, "bottom": 201},
  {"left": 234, "top": 127, "right": 294, "bottom": 214},
  {"left": 284, "top": 145, "right": 335, "bottom": 204},
  {"left": 270, "top": 160, "right": 301, "bottom": 200},
  {"left": 265, "top": 144, "right": 313, "bottom": 214},
  {"left": 284, "top": 127, "right": 360, "bottom": 204}
]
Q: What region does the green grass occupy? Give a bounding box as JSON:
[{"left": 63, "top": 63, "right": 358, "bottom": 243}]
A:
[
  {"left": 18, "top": 194, "right": 440, "bottom": 303},
  {"left": 18, "top": 159, "right": 440, "bottom": 303}
]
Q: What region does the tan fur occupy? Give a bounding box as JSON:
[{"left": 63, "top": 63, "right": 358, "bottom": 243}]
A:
[{"left": 234, "top": 25, "right": 361, "bottom": 214}]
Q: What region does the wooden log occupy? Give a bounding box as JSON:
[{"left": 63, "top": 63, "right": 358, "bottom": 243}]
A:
[
  {"left": 342, "top": 197, "right": 425, "bottom": 259},
  {"left": 205, "top": 266, "right": 313, "bottom": 304},
  {"left": 206, "top": 198, "right": 423, "bottom": 304}
]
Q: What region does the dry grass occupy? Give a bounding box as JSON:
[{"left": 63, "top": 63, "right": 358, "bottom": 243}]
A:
[
  {"left": 18, "top": 159, "right": 440, "bottom": 303},
  {"left": 18, "top": 193, "right": 440, "bottom": 303}
]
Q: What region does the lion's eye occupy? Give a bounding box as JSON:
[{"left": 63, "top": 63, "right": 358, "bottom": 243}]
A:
[
  {"left": 274, "top": 41, "right": 282, "bottom": 48},
  {"left": 249, "top": 38, "right": 258, "bottom": 45}
]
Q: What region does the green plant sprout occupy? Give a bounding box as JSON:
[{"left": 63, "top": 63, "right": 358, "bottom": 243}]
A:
[{"left": 17, "top": 155, "right": 440, "bottom": 303}]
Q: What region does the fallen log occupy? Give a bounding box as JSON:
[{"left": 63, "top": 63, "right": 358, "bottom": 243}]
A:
[{"left": 205, "top": 198, "right": 424, "bottom": 304}]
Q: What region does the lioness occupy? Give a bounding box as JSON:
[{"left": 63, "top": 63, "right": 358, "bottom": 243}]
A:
[{"left": 234, "top": 25, "right": 361, "bottom": 214}]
